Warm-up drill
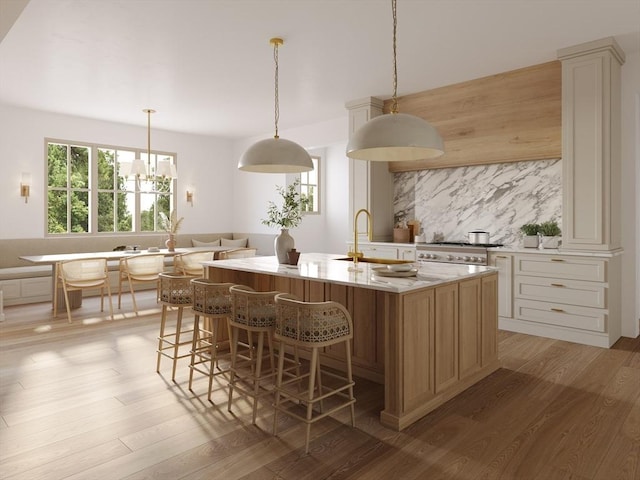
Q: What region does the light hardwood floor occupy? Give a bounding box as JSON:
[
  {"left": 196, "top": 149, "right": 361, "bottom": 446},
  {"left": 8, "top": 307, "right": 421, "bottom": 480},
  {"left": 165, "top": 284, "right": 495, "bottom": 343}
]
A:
[{"left": 1, "top": 291, "right": 638, "bottom": 480}]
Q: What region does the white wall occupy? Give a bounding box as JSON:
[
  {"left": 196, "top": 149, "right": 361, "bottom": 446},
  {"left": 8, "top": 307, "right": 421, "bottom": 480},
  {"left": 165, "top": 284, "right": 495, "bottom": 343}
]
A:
[
  {"left": 0, "top": 104, "right": 235, "bottom": 239},
  {"left": 620, "top": 50, "right": 640, "bottom": 338}
]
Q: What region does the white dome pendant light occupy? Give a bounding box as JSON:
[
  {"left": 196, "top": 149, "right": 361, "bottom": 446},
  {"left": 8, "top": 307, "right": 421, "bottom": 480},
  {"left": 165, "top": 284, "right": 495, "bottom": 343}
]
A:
[
  {"left": 238, "top": 38, "right": 313, "bottom": 173},
  {"left": 346, "top": 0, "right": 444, "bottom": 162}
]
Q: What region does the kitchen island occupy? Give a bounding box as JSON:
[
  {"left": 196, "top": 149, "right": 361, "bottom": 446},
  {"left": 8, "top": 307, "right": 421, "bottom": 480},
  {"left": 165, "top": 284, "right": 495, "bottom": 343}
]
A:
[{"left": 204, "top": 253, "right": 500, "bottom": 430}]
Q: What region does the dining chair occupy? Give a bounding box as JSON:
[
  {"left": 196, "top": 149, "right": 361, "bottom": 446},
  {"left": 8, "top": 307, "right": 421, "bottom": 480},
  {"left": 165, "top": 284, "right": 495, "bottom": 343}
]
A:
[
  {"left": 54, "top": 258, "right": 114, "bottom": 323},
  {"left": 272, "top": 293, "right": 356, "bottom": 454},
  {"left": 173, "top": 250, "right": 215, "bottom": 276},
  {"left": 217, "top": 247, "right": 258, "bottom": 260},
  {"left": 118, "top": 254, "right": 166, "bottom": 314}
]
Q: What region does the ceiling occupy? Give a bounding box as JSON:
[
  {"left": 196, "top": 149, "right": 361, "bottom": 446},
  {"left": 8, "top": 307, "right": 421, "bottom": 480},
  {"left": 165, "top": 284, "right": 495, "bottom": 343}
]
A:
[{"left": 1, "top": 0, "right": 638, "bottom": 139}]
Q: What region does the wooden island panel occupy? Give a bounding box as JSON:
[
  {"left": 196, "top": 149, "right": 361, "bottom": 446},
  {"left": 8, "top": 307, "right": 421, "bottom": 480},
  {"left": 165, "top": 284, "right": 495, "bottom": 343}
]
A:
[
  {"left": 207, "top": 264, "right": 499, "bottom": 430},
  {"left": 459, "top": 278, "right": 482, "bottom": 380}
]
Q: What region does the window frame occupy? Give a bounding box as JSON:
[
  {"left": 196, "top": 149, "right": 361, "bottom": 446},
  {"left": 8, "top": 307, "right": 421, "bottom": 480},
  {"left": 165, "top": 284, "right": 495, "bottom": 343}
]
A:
[
  {"left": 45, "top": 137, "right": 178, "bottom": 237},
  {"left": 298, "top": 155, "right": 320, "bottom": 215}
]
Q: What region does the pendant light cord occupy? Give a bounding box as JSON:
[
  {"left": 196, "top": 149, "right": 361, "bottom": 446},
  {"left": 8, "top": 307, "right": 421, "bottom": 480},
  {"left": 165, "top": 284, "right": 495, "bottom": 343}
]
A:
[
  {"left": 391, "top": 0, "right": 399, "bottom": 114},
  {"left": 273, "top": 40, "right": 280, "bottom": 139},
  {"left": 147, "top": 109, "right": 151, "bottom": 172}
]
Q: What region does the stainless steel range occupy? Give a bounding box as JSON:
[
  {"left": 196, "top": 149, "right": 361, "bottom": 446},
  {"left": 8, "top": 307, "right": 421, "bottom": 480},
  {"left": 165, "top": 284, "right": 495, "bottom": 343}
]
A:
[{"left": 416, "top": 242, "right": 503, "bottom": 266}]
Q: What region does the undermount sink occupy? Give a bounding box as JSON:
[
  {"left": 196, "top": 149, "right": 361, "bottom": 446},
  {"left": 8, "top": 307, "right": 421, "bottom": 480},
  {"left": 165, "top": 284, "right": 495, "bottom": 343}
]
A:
[{"left": 334, "top": 256, "right": 414, "bottom": 265}]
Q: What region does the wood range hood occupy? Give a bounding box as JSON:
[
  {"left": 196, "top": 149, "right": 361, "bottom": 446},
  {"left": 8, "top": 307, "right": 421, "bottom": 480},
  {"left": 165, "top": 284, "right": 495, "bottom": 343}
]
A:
[{"left": 384, "top": 61, "right": 562, "bottom": 172}]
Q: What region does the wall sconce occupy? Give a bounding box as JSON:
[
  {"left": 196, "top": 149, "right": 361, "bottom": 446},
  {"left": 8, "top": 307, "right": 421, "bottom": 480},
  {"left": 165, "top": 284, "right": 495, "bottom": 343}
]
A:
[
  {"left": 20, "top": 172, "right": 31, "bottom": 203},
  {"left": 186, "top": 189, "right": 194, "bottom": 206}
]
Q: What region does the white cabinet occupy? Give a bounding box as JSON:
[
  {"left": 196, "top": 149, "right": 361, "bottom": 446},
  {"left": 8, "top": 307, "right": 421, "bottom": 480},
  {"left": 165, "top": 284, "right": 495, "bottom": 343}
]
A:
[
  {"left": 360, "top": 245, "right": 398, "bottom": 260},
  {"left": 347, "top": 242, "right": 416, "bottom": 261},
  {"left": 399, "top": 247, "right": 417, "bottom": 261},
  {"left": 558, "top": 38, "right": 624, "bottom": 251},
  {"left": 501, "top": 252, "right": 621, "bottom": 348},
  {"left": 346, "top": 98, "right": 395, "bottom": 242},
  {"left": 488, "top": 252, "right": 513, "bottom": 320}
]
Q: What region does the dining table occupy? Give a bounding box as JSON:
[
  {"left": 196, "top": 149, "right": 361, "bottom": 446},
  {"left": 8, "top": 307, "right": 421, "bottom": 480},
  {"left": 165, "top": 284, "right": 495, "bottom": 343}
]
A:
[{"left": 20, "top": 246, "right": 232, "bottom": 311}]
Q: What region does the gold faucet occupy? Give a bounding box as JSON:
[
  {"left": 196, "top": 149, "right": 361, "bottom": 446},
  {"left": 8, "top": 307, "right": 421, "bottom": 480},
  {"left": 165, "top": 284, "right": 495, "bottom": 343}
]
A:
[{"left": 348, "top": 208, "right": 373, "bottom": 268}]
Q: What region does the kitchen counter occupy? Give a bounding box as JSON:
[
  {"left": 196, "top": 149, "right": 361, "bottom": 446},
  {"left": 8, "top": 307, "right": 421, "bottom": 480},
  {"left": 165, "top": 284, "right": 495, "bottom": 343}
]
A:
[
  {"left": 202, "top": 252, "right": 495, "bottom": 293},
  {"left": 488, "top": 245, "right": 624, "bottom": 257},
  {"left": 205, "top": 253, "right": 500, "bottom": 431}
]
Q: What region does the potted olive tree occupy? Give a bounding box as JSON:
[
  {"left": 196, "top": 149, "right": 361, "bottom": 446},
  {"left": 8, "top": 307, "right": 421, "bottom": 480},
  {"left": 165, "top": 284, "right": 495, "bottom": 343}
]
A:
[
  {"left": 520, "top": 223, "right": 540, "bottom": 248},
  {"left": 539, "top": 220, "right": 562, "bottom": 249}
]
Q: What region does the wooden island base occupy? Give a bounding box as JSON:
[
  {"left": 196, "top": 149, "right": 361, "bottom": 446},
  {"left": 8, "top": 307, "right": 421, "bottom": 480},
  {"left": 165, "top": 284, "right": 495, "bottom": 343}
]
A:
[{"left": 207, "top": 261, "right": 499, "bottom": 431}]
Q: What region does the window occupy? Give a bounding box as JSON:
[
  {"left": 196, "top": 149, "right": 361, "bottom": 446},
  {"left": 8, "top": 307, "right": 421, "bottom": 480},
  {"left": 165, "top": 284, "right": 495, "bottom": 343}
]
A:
[
  {"left": 46, "top": 139, "right": 176, "bottom": 235},
  {"left": 299, "top": 155, "right": 319, "bottom": 214}
]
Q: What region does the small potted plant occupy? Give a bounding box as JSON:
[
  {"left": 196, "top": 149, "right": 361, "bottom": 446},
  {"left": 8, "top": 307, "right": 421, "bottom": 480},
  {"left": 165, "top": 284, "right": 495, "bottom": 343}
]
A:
[
  {"left": 262, "top": 179, "right": 310, "bottom": 264},
  {"left": 538, "top": 220, "right": 561, "bottom": 249},
  {"left": 520, "top": 223, "right": 540, "bottom": 248}
]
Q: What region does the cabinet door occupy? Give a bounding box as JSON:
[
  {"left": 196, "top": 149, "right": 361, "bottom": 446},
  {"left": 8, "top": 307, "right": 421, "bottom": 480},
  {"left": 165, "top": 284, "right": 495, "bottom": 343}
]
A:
[
  {"left": 489, "top": 253, "right": 513, "bottom": 319},
  {"left": 350, "top": 286, "right": 380, "bottom": 369},
  {"left": 401, "top": 289, "right": 435, "bottom": 411},
  {"left": 434, "top": 283, "right": 458, "bottom": 393},
  {"left": 459, "top": 278, "right": 481, "bottom": 380},
  {"left": 481, "top": 274, "right": 499, "bottom": 366}
]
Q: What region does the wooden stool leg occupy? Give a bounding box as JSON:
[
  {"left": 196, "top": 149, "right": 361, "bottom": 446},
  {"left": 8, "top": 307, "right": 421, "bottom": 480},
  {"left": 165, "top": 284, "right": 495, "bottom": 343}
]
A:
[
  {"left": 227, "top": 326, "right": 240, "bottom": 411},
  {"left": 345, "top": 340, "right": 356, "bottom": 426},
  {"left": 188, "top": 314, "right": 200, "bottom": 391},
  {"left": 305, "top": 348, "right": 319, "bottom": 454},
  {"left": 252, "top": 331, "right": 265, "bottom": 424},
  {"left": 171, "top": 307, "right": 184, "bottom": 382},
  {"left": 207, "top": 317, "right": 219, "bottom": 402},
  {"left": 157, "top": 305, "right": 168, "bottom": 373},
  {"left": 273, "top": 345, "right": 287, "bottom": 437},
  {"left": 316, "top": 353, "right": 324, "bottom": 413}
]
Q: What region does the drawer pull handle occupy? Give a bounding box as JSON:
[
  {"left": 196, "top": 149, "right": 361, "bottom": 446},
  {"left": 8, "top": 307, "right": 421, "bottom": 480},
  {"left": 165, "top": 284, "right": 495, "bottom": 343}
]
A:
[
  {"left": 551, "top": 283, "right": 565, "bottom": 287},
  {"left": 495, "top": 255, "right": 508, "bottom": 259},
  {"left": 550, "top": 258, "right": 564, "bottom": 262},
  {"left": 551, "top": 308, "right": 565, "bottom": 313}
]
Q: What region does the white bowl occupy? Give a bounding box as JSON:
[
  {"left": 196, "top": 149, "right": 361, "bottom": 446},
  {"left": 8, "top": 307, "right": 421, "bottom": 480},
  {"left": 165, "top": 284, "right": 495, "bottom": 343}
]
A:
[{"left": 387, "top": 263, "right": 414, "bottom": 272}]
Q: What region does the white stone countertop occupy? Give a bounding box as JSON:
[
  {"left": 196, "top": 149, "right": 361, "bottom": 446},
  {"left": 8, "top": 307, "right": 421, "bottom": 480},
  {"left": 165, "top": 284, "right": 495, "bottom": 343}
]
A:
[{"left": 203, "top": 252, "right": 496, "bottom": 293}]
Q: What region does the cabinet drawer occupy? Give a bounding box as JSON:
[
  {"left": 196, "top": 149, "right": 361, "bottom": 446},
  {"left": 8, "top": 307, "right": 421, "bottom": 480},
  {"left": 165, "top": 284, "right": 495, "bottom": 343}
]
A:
[
  {"left": 514, "top": 275, "right": 606, "bottom": 308},
  {"left": 361, "top": 246, "right": 398, "bottom": 259},
  {"left": 514, "top": 299, "right": 606, "bottom": 333},
  {"left": 0, "top": 280, "right": 21, "bottom": 300},
  {"left": 21, "top": 277, "right": 52, "bottom": 298},
  {"left": 515, "top": 255, "right": 606, "bottom": 282}
]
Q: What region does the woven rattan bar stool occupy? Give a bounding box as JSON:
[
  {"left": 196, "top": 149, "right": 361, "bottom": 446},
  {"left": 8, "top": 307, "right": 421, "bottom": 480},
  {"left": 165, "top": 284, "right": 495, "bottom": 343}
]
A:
[
  {"left": 188, "top": 279, "right": 235, "bottom": 401},
  {"left": 273, "top": 293, "right": 356, "bottom": 454},
  {"left": 156, "top": 272, "right": 194, "bottom": 382},
  {"left": 227, "top": 285, "right": 280, "bottom": 424}
]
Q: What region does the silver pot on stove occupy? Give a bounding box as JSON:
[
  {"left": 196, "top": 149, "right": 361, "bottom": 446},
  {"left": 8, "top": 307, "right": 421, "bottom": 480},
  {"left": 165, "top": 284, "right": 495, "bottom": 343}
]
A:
[{"left": 468, "top": 230, "right": 490, "bottom": 244}]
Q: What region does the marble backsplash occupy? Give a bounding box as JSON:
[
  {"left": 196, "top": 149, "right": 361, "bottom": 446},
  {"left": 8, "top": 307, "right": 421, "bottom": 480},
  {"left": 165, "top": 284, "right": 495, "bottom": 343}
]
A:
[{"left": 394, "top": 159, "right": 562, "bottom": 247}]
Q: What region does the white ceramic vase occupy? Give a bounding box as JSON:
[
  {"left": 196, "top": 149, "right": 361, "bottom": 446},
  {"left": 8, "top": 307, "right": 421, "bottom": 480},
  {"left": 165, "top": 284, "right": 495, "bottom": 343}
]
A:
[{"left": 274, "top": 228, "right": 294, "bottom": 264}]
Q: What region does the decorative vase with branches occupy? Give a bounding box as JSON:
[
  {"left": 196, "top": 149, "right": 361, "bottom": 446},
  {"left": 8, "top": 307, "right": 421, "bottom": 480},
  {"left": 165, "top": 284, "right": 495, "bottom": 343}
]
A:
[
  {"left": 262, "top": 179, "right": 309, "bottom": 263},
  {"left": 159, "top": 210, "right": 183, "bottom": 252}
]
